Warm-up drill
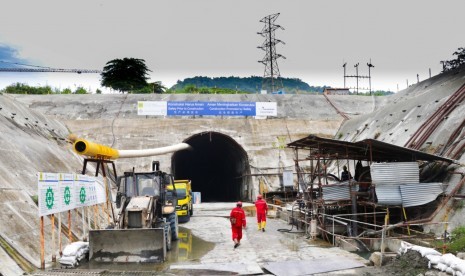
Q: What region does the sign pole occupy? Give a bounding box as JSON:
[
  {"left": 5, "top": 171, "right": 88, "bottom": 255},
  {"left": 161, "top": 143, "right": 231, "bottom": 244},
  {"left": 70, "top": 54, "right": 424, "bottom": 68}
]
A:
[
  {"left": 58, "top": 212, "right": 62, "bottom": 256},
  {"left": 51, "top": 214, "right": 56, "bottom": 262},
  {"left": 68, "top": 210, "right": 72, "bottom": 242},
  {"left": 40, "top": 216, "right": 45, "bottom": 269}
]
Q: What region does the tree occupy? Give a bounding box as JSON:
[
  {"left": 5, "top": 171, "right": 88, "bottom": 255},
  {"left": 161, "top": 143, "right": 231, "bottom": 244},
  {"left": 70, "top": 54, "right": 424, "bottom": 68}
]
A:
[
  {"left": 441, "top": 47, "right": 465, "bottom": 72},
  {"left": 100, "top": 58, "right": 151, "bottom": 93},
  {"left": 151, "top": 81, "right": 166, "bottom": 94}
]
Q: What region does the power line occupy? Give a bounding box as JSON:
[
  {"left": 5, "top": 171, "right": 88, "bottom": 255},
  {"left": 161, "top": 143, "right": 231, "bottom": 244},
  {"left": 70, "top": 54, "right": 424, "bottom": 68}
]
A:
[{"left": 0, "top": 60, "right": 101, "bottom": 74}]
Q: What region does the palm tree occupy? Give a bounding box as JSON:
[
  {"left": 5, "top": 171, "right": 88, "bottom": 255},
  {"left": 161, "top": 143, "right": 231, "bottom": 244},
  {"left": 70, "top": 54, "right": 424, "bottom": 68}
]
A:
[
  {"left": 100, "top": 58, "right": 151, "bottom": 93},
  {"left": 151, "top": 81, "right": 167, "bottom": 93}
]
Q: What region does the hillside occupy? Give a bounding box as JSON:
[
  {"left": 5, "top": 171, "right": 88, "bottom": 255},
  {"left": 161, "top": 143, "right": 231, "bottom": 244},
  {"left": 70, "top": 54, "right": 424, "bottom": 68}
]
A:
[{"left": 171, "top": 76, "right": 330, "bottom": 94}]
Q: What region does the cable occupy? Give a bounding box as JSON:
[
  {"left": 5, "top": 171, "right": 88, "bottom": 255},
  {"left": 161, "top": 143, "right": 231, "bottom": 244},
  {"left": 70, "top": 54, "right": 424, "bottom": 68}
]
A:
[{"left": 277, "top": 202, "right": 305, "bottom": 234}]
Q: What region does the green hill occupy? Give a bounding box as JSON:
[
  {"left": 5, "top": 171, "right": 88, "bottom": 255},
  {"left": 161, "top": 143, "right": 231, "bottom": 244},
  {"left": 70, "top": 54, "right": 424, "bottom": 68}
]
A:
[{"left": 171, "top": 76, "right": 330, "bottom": 94}]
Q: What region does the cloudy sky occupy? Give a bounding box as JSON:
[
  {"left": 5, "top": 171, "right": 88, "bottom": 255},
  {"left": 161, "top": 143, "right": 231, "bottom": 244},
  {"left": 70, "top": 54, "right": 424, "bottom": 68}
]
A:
[{"left": 0, "top": 0, "right": 464, "bottom": 92}]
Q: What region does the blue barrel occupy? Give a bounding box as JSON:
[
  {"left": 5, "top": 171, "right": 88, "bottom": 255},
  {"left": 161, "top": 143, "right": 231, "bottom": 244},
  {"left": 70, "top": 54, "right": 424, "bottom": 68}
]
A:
[{"left": 192, "top": 192, "right": 201, "bottom": 204}]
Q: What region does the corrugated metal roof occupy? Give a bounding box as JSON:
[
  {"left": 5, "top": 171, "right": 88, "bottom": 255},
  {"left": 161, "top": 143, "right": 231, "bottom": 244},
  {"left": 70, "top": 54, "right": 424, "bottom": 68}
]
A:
[
  {"left": 400, "top": 183, "right": 443, "bottom": 207},
  {"left": 371, "top": 162, "right": 419, "bottom": 185},
  {"left": 287, "top": 135, "right": 455, "bottom": 163},
  {"left": 375, "top": 185, "right": 402, "bottom": 206}
]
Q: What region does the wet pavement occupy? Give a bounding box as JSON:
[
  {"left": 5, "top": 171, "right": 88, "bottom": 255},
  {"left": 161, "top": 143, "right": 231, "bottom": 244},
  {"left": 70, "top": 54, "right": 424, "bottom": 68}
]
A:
[
  {"left": 172, "top": 203, "right": 368, "bottom": 275},
  {"left": 33, "top": 203, "right": 369, "bottom": 275}
]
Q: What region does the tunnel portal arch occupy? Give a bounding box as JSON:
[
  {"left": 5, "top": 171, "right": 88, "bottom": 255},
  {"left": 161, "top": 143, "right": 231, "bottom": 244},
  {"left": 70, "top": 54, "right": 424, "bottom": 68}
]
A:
[{"left": 171, "top": 132, "right": 251, "bottom": 202}]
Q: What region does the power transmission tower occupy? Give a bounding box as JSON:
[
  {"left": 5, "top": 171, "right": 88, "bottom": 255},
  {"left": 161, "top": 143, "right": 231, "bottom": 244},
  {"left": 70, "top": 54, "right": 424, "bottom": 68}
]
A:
[{"left": 257, "top": 13, "right": 286, "bottom": 94}]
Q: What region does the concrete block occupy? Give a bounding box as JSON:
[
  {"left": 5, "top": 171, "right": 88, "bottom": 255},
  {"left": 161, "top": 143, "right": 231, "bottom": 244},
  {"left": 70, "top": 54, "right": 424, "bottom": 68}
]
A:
[
  {"left": 336, "top": 237, "right": 360, "bottom": 252},
  {"left": 369, "top": 252, "right": 396, "bottom": 267}
]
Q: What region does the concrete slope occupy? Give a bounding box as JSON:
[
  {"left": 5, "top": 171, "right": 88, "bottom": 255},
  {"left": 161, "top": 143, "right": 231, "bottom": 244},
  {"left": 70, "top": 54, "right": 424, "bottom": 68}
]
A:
[
  {"left": 336, "top": 66, "right": 465, "bottom": 235},
  {"left": 338, "top": 66, "right": 465, "bottom": 158},
  {"left": 0, "top": 94, "right": 88, "bottom": 273}
]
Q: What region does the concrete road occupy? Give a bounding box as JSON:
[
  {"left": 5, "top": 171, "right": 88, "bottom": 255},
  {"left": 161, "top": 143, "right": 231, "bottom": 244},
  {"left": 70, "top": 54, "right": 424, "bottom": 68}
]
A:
[{"left": 172, "top": 203, "right": 370, "bottom": 275}]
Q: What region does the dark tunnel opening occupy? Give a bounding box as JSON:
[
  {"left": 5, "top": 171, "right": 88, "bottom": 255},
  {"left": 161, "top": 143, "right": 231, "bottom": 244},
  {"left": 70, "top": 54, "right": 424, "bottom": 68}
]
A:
[{"left": 171, "top": 132, "right": 251, "bottom": 202}]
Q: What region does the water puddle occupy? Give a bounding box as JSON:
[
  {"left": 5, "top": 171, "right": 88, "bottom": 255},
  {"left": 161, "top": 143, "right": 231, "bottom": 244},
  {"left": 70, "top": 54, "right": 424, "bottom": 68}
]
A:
[{"left": 49, "top": 226, "right": 214, "bottom": 273}]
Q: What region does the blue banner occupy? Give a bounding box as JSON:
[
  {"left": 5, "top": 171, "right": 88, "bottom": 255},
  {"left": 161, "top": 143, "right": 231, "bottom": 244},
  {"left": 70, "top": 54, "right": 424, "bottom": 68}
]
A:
[{"left": 167, "top": 101, "right": 256, "bottom": 116}]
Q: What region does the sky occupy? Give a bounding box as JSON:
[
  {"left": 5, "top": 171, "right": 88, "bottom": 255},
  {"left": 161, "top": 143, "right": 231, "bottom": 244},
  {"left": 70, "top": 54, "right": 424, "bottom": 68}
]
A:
[{"left": 0, "top": 0, "right": 464, "bottom": 93}]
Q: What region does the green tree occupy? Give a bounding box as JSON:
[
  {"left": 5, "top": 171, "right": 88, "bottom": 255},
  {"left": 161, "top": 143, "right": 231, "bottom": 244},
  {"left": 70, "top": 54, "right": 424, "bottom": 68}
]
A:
[
  {"left": 74, "top": 87, "right": 88, "bottom": 94},
  {"left": 100, "top": 58, "right": 151, "bottom": 93},
  {"left": 151, "top": 81, "right": 166, "bottom": 94},
  {"left": 62, "top": 88, "right": 72, "bottom": 94},
  {"left": 441, "top": 47, "right": 465, "bottom": 72}
]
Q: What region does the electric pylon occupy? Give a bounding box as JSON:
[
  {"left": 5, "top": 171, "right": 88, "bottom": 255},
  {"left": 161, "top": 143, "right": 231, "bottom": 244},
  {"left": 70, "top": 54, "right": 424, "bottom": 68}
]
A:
[{"left": 257, "top": 13, "right": 286, "bottom": 94}]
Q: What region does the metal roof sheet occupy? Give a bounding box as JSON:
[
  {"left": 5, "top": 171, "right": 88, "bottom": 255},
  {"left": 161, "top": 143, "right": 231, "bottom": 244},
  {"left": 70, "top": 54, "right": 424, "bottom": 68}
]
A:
[
  {"left": 287, "top": 135, "right": 455, "bottom": 163},
  {"left": 375, "top": 182, "right": 443, "bottom": 207},
  {"left": 322, "top": 184, "right": 353, "bottom": 201},
  {"left": 400, "top": 182, "right": 443, "bottom": 207},
  {"left": 371, "top": 162, "right": 419, "bottom": 185},
  {"left": 375, "top": 185, "right": 402, "bottom": 206}
]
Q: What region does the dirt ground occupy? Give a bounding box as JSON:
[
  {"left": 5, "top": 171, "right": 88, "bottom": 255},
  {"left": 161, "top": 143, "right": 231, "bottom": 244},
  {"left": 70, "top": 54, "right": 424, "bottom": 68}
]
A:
[{"left": 347, "top": 250, "right": 444, "bottom": 276}]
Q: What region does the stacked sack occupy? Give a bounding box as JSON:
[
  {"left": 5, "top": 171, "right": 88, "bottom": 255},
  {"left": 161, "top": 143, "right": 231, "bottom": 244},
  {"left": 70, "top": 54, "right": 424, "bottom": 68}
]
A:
[
  {"left": 398, "top": 241, "right": 465, "bottom": 276},
  {"left": 59, "top": 241, "right": 89, "bottom": 268}
]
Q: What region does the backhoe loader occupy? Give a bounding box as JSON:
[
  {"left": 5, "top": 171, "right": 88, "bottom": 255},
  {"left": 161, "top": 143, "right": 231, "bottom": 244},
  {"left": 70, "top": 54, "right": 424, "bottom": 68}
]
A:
[{"left": 89, "top": 161, "right": 179, "bottom": 263}]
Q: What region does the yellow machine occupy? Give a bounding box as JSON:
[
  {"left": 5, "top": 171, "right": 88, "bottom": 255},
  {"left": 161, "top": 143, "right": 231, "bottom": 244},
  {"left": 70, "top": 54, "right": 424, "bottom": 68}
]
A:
[
  {"left": 171, "top": 180, "right": 193, "bottom": 222},
  {"left": 176, "top": 229, "right": 192, "bottom": 261},
  {"left": 70, "top": 138, "right": 191, "bottom": 263}
]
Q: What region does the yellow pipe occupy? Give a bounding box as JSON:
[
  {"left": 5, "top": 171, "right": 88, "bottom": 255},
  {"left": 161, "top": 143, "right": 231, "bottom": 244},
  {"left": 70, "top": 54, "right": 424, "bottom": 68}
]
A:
[{"left": 73, "top": 139, "right": 120, "bottom": 160}]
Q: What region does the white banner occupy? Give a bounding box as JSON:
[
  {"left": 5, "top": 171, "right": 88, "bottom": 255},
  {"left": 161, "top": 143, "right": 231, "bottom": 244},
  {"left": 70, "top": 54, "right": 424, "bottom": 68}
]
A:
[
  {"left": 256, "top": 102, "right": 277, "bottom": 116},
  {"left": 38, "top": 172, "right": 60, "bottom": 216},
  {"left": 95, "top": 177, "right": 107, "bottom": 204},
  {"left": 59, "top": 173, "right": 75, "bottom": 212},
  {"left": 138, "top": 101, "right": 167, "bottom": 116},
  {"left": 38, "top": 173, "right": 108, "bottom": 217}
]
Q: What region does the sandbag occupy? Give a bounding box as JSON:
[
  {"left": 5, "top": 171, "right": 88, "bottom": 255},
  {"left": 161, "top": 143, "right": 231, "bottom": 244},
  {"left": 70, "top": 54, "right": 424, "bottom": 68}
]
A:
[{"left": 411, "top": 245, "right": 441, "bottom": 257}]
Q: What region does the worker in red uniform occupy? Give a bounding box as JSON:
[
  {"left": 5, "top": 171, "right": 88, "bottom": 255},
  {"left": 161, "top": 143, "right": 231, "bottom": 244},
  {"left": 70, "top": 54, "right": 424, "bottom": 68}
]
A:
[
  {"left": 255, "top": 194, "right": 268, "bottom": 232},
  {"left": 230, "top": 201, "right": 246, "bottom": 248}
]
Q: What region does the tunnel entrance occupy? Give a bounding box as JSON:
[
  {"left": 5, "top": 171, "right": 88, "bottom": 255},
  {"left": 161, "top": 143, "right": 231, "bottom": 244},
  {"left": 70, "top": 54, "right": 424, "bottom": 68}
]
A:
[{"left": 171, "top": 132, "right": 251, "bottom": 202}]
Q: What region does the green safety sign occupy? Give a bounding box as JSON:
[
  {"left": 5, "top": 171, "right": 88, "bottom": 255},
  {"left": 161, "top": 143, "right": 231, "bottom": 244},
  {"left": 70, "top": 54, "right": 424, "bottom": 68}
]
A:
[
  {"left": 64, "top": 186, "right": 71, "bottom": 205},
  {"left": 79, "top": 187, "right": 86, "bottom": 204},
  {"left": 46, "top": 187, "right": 54, "bottom": 209}
]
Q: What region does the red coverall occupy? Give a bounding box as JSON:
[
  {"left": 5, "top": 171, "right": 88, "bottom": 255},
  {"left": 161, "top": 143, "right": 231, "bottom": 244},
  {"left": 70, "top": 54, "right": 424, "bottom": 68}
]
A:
[
  {"left": 230, "top": 207, "right": 246, "bottom": 243},
  {"left": 255, "top": 198, "right": 268, "bottom": 230}
]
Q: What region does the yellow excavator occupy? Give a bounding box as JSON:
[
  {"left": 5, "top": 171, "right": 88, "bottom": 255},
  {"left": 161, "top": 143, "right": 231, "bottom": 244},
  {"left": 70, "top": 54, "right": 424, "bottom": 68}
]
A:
[
  {"left": 89, "top": 161, "right": 179, "bottom": 262},
  {"left": 72, "top": 137, "right": 189, "bottom": 263}
]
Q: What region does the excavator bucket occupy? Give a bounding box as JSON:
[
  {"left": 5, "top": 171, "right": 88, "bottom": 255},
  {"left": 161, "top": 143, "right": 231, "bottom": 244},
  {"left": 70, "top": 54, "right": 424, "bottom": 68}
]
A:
[{"left": 89, "top": 228, "right": 166, "bottom": 263}]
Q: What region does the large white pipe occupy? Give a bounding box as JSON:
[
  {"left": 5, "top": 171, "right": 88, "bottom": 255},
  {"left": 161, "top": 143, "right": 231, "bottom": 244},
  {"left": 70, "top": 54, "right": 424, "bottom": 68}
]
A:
[{"left": 118, "top": 143, "right": 191, "bottom": 158}]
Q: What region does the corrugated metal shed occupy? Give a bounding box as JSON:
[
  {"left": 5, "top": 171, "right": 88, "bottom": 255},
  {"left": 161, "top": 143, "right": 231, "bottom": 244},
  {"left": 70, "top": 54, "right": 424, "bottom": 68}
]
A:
[
  {"left": 400, "top": 183, "right": 443, "bottom": 207},
  {"left": 371, "top": 162, "right": 419, "bottom": 185}
]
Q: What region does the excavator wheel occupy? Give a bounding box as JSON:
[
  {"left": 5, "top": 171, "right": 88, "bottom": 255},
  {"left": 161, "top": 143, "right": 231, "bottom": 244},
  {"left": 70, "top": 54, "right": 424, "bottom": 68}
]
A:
[
  {"left": 168, "top": 212, "right": 179, "bottom": 241},
  {"left": 165, "top": 224, "right": 172, "bottom": 251}
]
